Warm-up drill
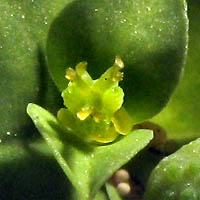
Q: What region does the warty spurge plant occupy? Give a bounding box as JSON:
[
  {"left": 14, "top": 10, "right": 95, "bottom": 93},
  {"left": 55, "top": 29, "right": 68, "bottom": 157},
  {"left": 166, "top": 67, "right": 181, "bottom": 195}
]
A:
[
  {"left": 57, "top": 56, "right": 133, "bottom": 143},
  {"left": 0, "top": 0, "right": 195, "bottom": 199}
]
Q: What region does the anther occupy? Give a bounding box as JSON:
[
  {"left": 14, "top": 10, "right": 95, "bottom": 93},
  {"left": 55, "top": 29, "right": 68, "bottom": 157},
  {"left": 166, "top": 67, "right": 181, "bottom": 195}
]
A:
[
  {"left": 111, "top": 72, "right": 124, "bottom": 82},
  {"left": 65, "top": 68, "right": 77, "bottom": 81},
  {"left": 115, "top": 56, "right": 124, "bottom": 69},
  {"left": 76, "top": 62, "right": 88, "bottom": 76}
]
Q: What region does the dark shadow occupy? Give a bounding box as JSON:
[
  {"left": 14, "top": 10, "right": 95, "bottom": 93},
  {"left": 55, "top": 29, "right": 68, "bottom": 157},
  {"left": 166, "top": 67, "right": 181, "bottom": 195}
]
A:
[
  {"left": 133, "top": 121, "right": 181, "bottom": 155},
  {"left": 0, "top": 139, "right": 72, "bottom": 200},
  {"left": 13, "top": 45, "right": 62, "bottom": 140},
  {"left": 124, "top": 147, "right": 163, "bottom": 198},
  {"left": 37, "top": 47, "right": 63, "bottom": 115},
  {"left": 49, "top": 119, "right": 95, "bottom": 153}
]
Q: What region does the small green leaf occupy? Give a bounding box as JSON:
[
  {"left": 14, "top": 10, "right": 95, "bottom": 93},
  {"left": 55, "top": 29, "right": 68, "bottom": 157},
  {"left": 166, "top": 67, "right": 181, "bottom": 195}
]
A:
[
  {"left": 27, "top": 104, "right": 75, "bottom": 183},
  {"left": 106, "top": 183, "right": 123, "bottom": 200},
  {"left": 27, "top": 103, "right": 153, "bottom": 199},
  {"left": 144, "top": 138, "right": 200, "bottom": 200}
]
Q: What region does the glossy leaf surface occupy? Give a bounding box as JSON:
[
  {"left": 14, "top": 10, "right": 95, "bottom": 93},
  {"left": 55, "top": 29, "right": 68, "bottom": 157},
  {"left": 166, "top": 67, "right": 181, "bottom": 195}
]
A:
[{"left": 27, "top": 103, "right": 153, "bottom": 199}]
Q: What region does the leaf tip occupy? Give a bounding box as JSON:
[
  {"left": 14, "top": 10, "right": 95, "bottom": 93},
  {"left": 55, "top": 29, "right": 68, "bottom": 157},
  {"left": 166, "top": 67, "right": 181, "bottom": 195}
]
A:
[{"left": 26, "top": 103, "right": 34, "bottom": 114}]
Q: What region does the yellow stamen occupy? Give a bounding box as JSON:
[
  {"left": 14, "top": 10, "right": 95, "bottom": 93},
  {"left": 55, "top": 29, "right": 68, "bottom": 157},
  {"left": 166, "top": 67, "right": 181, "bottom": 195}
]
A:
[
  {"left": 76, "top": 61, "right": 87, "bottom": 76},
  {"left": 115, "top": 56, "right": 124, "bottom": 69},
  {"left": 65, "top": 68, "right": 77, "bottom": 81}
]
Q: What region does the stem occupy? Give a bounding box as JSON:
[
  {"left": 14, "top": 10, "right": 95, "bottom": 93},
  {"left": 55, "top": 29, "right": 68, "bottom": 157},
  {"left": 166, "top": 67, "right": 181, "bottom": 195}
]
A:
[
  {"left": 71, "top": 188, "right": 108, "bottom": 200},
  {"left": 71, "top": 188, "right": 91, "bottom": 200}
]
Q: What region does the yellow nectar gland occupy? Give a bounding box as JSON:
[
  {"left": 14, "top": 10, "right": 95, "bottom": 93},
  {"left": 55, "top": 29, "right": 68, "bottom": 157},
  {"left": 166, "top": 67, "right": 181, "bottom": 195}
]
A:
[{"left": 76, "top": 106, "right": 92, "bottom": 121}]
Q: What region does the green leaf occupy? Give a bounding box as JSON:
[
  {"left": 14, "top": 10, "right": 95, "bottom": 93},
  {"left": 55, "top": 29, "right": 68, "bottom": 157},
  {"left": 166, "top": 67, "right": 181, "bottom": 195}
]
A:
[
  {"left": 47, "top": 0, "right": 188, "bottom": 123},
  {"left": 27, "top": 103, "right": 153, "bottom": 199},
  {"left": 0, "top": 0, "right": 69, "bottom": 136},
  {"left": 144, "top": 138, "right": 200, "bottom": 200},
  {"left": 151, "top": 0, "right": 200, "bottom": 148},
  {"left": 106, "top": 183, "right": 123, "bottom": 200}
]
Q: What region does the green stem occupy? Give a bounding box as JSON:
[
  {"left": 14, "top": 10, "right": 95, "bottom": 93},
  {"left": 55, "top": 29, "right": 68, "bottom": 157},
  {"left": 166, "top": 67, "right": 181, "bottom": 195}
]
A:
[{"left": 71, "top": 188, "right": 108, "bottom": 200}]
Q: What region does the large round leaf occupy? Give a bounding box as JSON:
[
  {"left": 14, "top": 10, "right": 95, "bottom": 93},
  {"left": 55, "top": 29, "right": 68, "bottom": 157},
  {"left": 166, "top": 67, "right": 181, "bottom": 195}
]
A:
[{"left": 47, "top": 0, "right": 188, "bottom": 123}]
